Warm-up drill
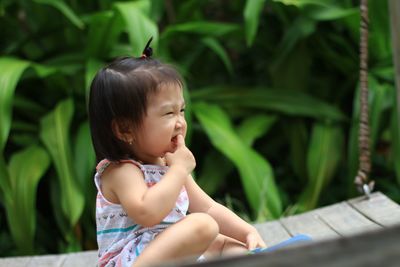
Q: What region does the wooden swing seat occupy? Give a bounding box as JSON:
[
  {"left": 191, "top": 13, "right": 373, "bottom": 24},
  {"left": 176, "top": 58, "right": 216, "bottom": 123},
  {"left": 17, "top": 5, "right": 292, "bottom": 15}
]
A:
[{"left": 1, "top": 191, "right": 400, "bottom": 267}]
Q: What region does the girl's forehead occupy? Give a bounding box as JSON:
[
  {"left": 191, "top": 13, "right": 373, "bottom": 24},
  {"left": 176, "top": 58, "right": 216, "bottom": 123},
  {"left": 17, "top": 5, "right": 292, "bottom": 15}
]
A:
[{"left": 152, "top": 83, "right": 183, "bottom": 99}]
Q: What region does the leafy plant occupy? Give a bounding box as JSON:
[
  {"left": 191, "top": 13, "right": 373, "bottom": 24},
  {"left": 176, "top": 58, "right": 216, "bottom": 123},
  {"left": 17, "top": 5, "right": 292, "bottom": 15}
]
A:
[{"left": 0, "top": 0, "right": 398, "bottom": 256}]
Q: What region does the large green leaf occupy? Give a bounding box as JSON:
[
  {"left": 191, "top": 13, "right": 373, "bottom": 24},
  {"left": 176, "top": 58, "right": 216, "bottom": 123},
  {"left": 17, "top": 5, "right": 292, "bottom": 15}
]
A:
[
  {"left": 193, "top": 102, "right": 282, "bottom": 219},
  {"left": 201, "top": 37, "right": 233, "bottom": 76},
  {"left": 85, "top": 11, "right": 124, "bottom": 58},
  {"left": 197, "top": 114, "right": 277, "bottom": 196},
  {"left": 6, "top": 145, "right": 50, "bottom": 254},
  {"left": 0, "top": 57, "right": 30, "bottom": 152},
  {"left": 369, "top": 0, "right": 391, "bottom": 60},
  {"left": 244, "top": 0, "right": 267, "bottom": 46},
  {"left": 298, "top": 122, "right": 343, "bottom": 211},
  {"left": 283, "top": 119, "right": 308, "bottom": 182},
  {"left": 34, "top": 0, "right": 85, "bottom": 29},
  {"left": 272, "top": 16, "right": 315, "bottom": 69},
  {"left": 191, "top": 87, "right": 346, "bottom": 121},
  {"left": 114, "top": 0, "right": 159, "bottom": 57},
  {"left": 305, "top": 5, "right": 358, "bottom": 21},
  {"left": 160, "top": 21, "right": 240, "bottom": 40},
  {"left": 0, "top": 57, "right": 30, "bottom": 203},
  {"left": 392, "top": 98, "right": 400, "bottom": 186},
  {"left": 40, "top": 99, "right": 84, "bottom": 227},
  {"left": 85, "top": 58, "right": 104, "bottom": 104},
  {"left": 73, "top": 121, "right": 95, "bottom": 195},
  {"left": 34, "top": 0, "right": 84, "bottom": 29}
]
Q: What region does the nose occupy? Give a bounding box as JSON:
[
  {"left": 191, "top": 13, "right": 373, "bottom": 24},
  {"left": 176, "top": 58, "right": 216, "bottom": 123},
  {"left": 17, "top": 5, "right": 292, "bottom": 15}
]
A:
[{"left": 176, "top": 114, "right": 186, "bottom": 129}]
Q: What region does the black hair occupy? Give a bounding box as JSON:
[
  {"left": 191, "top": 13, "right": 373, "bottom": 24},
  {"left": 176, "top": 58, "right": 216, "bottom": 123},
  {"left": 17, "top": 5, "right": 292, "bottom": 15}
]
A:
[{"left": 88, "top": 57, "right": 183, "bottom": 162}]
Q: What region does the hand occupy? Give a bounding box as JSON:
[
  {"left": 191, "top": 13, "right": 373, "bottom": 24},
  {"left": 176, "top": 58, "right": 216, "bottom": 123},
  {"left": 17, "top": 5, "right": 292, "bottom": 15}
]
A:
[
  {"left": 164, "top": 135, "right": 196, "bottom": 174},
  {"left": 246, "top": 230, "right": 266, "bottom": 250}
]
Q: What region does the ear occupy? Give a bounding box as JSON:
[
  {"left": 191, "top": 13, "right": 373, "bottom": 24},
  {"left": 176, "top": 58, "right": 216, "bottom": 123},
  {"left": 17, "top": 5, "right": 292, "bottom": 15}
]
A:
[{"left": 111, "top": 119, "right": 134, "bottom": 143}]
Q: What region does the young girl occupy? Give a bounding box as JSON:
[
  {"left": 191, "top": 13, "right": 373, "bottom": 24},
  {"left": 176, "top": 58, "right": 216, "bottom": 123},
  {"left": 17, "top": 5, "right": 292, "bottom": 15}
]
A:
[{"left": 88, "top": 40, "right": 266, "bottom": 267}]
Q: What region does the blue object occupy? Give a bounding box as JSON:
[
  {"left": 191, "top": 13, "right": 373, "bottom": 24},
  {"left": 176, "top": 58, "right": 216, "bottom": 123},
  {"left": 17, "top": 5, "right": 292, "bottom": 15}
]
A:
[{"left": 251, "top": 234, "right": 312, "bottom": 253}]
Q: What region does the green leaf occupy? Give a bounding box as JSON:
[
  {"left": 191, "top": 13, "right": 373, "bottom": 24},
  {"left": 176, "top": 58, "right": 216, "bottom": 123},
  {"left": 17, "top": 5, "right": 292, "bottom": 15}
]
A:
[
  {"left": 40, "top": 99, "right": 84, "bottom": 227},
  {"left": 272, "top": 16, "right": 315, "bottom": 68},
  {"left": 6, "top": 145, "right": 50, "bottom": 254},
  {"left": 196, "top": 151, "right": 231, "bottom": 196},
  {"left": 161, "top": 21, "right": 240, "bottom": 40},
  {"left": 34, "top": 0, "right": 85, "bottom": 29},
  {"left": 0, "top": 57, "right": 30, "bottom": 152},
  {"left": 236, "top": 114, "right": 277, "bottom": 146},
  {"left": 85, "top": 58, "right": 104, "bottom": 104},
  {"left": 369, "top": 0, "right": 391, "bottom": 60},
  {"left": 73, "top": 121, "right": 95, "bottom": 193},
  {"left": 0, "top": 154, "right": 10, "bottom": 204},
  {"left": 197, "top": 114, "right": 277, "bottom": 196},
  {"left": 283, "top": 119, "right": 308, "bottom": 182},
  {"left": 244, "top": 0, "right": 266, "bottom": 46},
  {"left": 114, "top": 1, "right": 159, "bottom": 56},
  {"left": 272, "top": 0, "right": 331, "bottom": 8},
  {"left": 191, "top": 87, "right": 346, "bottom": 121},
  {"left": 298, "top": 122, "right": 343, "bottom": 211},
  {"left": 85, "top": 11, "right": 124, "bottom": 58},
  {"left": 306, "top": 5, "right": 358, "bottom": 21},
  {"left": 193, "top": 102, "right": 282, "bottom": 219},
  {"left": 392, "top": 98, "right": 400, "bottom": 185},
  {"left": 201, "top": 37, "right": 233, "bottom": 76}
]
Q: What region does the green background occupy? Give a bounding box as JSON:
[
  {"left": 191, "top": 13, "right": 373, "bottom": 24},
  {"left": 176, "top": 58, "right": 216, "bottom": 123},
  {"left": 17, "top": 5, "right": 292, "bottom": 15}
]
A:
[{"left": 0, "top": 0, "right": 399, "bottom": 256}]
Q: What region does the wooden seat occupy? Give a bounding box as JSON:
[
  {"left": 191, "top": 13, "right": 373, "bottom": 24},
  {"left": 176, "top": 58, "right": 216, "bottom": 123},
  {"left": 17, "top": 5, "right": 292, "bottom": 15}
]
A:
[{"left": 1, "top": 192, "right": 399, "bottom": 267}]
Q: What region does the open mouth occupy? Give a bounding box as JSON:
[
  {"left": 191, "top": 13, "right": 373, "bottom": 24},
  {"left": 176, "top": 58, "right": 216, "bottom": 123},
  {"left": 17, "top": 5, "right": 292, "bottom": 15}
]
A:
[{"left": 171, "top": 135, "right": 178, "bottom": 145}]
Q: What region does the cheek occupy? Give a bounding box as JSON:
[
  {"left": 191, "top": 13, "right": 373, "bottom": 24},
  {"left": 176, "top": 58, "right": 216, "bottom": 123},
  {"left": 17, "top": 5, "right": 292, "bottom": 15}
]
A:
[{"left": 183, "top": 122, "right": 188, "bottom": 136}]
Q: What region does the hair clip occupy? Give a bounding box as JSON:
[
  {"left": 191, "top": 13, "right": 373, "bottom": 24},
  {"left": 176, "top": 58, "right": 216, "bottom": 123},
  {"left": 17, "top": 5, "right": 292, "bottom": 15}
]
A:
[{"left": 140, "top": 37, "right": 153, "bottom": 59}]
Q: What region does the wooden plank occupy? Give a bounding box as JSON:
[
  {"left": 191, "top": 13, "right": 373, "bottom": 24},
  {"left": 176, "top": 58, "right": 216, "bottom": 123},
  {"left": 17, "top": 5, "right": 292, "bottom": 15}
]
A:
[
  {"left": 26, "top": 254, "right": 66, "bottom": 267},
  {"left": 62, "top": 251, "right": 97, "bottom": 267},
  {"left": 166, "top": 224, "right": 400, "bottom": 267},
  {"left": 279, "top": 211, "right": 339, "bottom": 240},
  {"left": 315, "top": 201, "right": 381, "bottom": 236},
  {"left": 0, "top": 257, "right": 31, "bottom": 267},
  {"left": 348, "top": 191, "right": 400, "bottom": 227},
  {"left": 253, "top": 221, "right": 291, "bottom": 246}
]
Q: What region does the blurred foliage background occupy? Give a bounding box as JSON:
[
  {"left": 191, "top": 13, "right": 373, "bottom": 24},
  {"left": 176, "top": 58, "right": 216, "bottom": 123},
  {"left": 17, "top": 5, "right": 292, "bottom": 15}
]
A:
[{"left": 0, "top": 0, "right": 399, "bottom": 257}]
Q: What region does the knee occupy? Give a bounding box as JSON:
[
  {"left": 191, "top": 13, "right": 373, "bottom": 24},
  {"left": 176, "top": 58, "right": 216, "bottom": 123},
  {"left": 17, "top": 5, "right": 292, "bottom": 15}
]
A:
[{"left": 186, "top": 213, "right": 219, "bottom": 243}]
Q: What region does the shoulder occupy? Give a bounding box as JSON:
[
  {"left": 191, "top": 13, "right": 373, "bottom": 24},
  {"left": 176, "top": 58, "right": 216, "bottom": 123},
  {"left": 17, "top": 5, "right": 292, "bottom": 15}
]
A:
[
  {"left": 100, "top": 161, "right": 145, "bottom": 203},
  {"left": 103, "top": 161, "right": 144, "bottom": 182}
]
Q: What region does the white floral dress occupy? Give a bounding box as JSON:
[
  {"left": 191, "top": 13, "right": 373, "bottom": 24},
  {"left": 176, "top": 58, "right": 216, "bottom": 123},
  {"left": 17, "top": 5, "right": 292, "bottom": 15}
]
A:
[{"left": 94, "top": 159, "right": 189, "bottom": 267}]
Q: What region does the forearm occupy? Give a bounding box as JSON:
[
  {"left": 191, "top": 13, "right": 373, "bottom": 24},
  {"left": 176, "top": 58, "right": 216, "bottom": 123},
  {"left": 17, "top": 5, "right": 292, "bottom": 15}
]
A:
[
  {"left": 207, "top": 202, "right": 256, "bottom": 243},
  {"left": 139, "top": 165, "right": 188, "bottom": 223}
]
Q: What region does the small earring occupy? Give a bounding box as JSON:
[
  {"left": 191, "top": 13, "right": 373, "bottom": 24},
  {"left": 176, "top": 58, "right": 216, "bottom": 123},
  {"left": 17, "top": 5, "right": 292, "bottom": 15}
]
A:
[{"left": 128, "top": 140, "right": 133, "bottom": 145}]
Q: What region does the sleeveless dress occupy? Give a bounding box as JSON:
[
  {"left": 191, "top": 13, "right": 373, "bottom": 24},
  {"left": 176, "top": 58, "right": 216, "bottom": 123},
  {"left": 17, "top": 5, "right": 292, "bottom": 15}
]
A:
[{"left": 94, "top": 159, "right": 189, "bottom": 267}]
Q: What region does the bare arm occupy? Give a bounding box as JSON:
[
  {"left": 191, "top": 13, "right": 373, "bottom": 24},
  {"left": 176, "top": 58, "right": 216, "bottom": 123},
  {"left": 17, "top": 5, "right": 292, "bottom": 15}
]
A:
[{"left": 108, "top": 135, "right": 195, "bottom": 227}]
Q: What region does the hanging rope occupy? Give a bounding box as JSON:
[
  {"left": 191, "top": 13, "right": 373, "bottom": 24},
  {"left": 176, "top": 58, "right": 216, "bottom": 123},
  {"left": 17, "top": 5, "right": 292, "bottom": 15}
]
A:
[{"left": 354, "top": 0, "right": 375, "bottom": 197}]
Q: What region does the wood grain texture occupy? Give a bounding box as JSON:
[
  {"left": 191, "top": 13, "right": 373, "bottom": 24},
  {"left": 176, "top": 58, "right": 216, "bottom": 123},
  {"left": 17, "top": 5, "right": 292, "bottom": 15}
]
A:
[
  {"left": 348, "top": 192, "right": 400, "bottom": 227},
  {"left": 253, "top": 220, "right": 291, "bottom": 246},
  {"left": 315, "top": 201, "right": 381, "bottom": 236},
  {"left": 280, "top": 211, "right": 339, "bottom": 240}
]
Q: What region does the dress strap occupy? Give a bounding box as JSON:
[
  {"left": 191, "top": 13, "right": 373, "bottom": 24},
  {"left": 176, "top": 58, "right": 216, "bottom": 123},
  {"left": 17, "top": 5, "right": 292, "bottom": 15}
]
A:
[{"left": 96, "top": 159, "right": 111, "bottom": 175}]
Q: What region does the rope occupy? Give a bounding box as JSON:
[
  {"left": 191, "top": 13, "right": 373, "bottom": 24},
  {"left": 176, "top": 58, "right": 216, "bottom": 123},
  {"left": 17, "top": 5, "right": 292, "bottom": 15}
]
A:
[{"left": 354, "top": 0, "right": 375, "bottom": 197}]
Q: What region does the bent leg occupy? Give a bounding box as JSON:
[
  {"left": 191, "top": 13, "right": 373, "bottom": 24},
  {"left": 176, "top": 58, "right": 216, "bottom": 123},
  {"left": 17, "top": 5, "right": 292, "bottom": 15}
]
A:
[
  {"left": 132, "top": 213, "right": 219, "bottom": 267},
  {"left": 204, "top": 234, "right": 248, "bottom": 258}
]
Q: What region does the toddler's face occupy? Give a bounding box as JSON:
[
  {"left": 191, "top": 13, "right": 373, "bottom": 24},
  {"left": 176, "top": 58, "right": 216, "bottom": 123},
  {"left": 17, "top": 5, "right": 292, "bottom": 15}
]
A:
[{"left": 133, "top": 83, "right": 186, "bottom": 164}]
